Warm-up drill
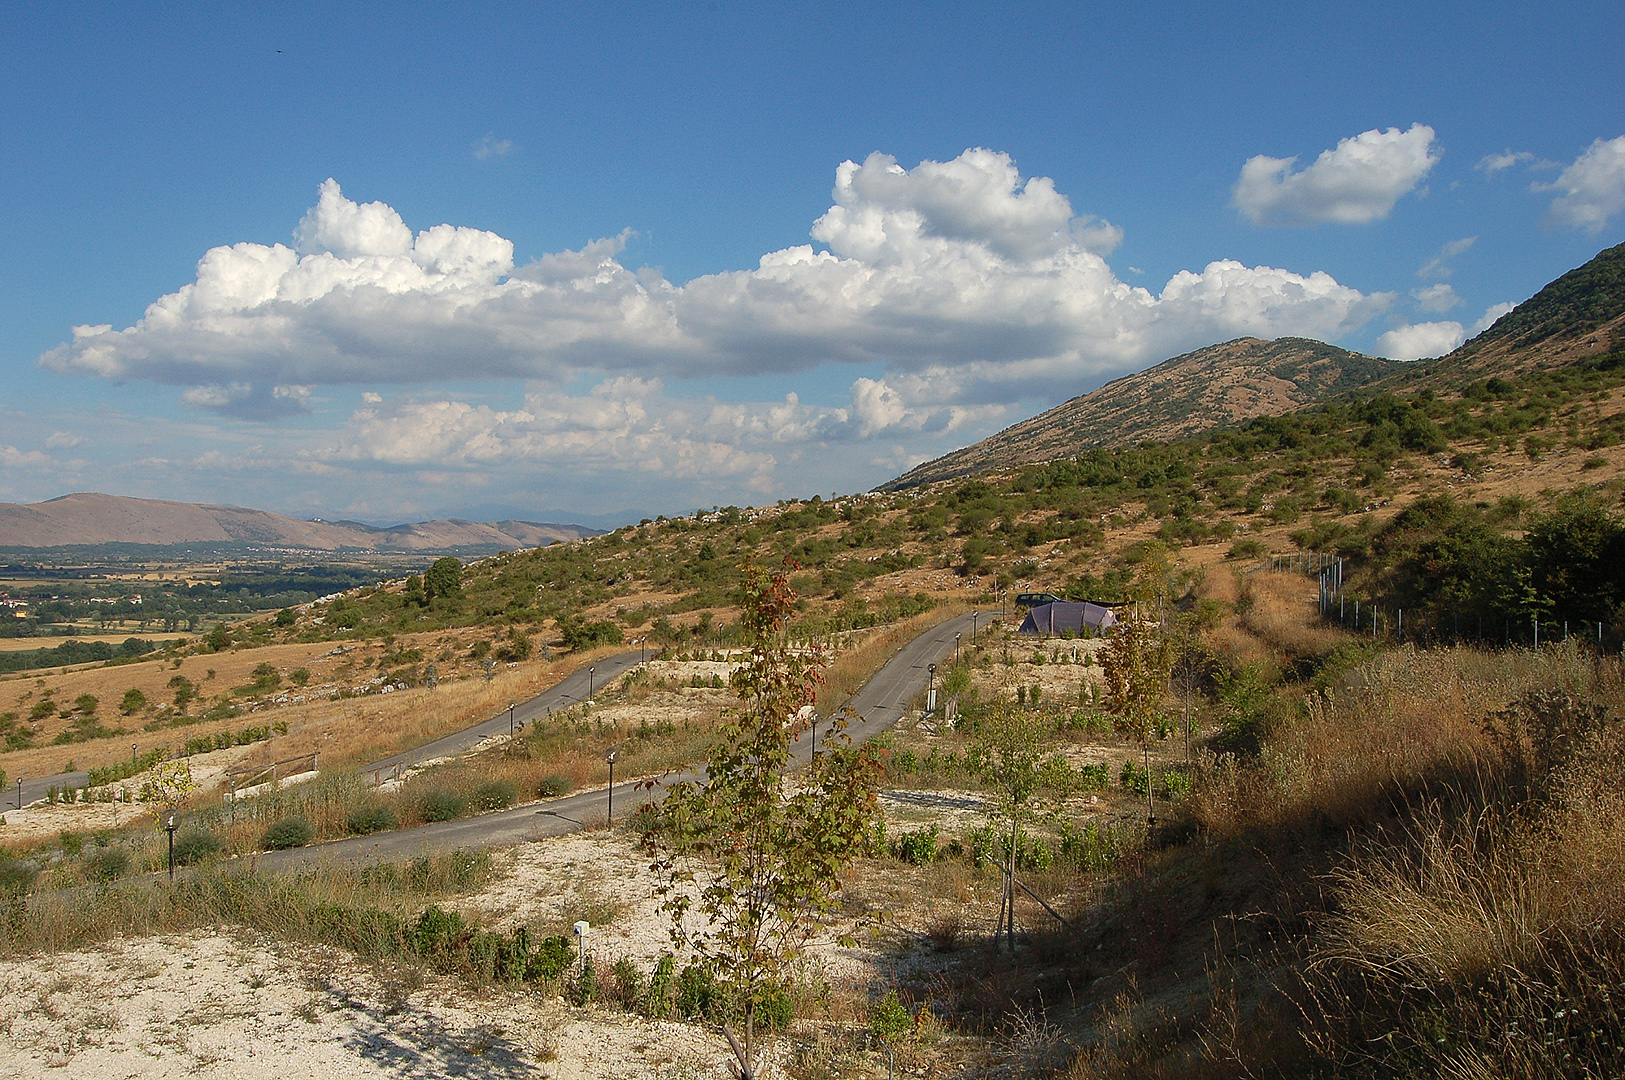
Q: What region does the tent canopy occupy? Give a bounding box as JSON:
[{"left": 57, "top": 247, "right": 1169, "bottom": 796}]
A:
[{"left": 1016, "top": 601, "right": 1118, "bottom": 637}]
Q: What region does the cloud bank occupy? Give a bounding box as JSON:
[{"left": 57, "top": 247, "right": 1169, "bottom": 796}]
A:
[
  {"left": 1541, "top": 135, "right": 1625, "bottom": 232},
  {"left": 1234, "top": 124, "right": 1439, "bottom": 225},
  {"left": 1377, "top": 302, "right": 1518, "bottom": 361},
  {"left": 45, "top": 150, "right": 1388, "bottom": 416}
]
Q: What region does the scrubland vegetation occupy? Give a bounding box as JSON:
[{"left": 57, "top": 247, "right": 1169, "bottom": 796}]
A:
[{"left": 4, "top": 252, "right": 1625, "bottom": 1076}]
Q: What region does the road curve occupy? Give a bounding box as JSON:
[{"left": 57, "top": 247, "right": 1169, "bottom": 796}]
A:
[
  {"left": 250, "top": 611, "right": 987, "bottom": 872},
  {"left": 6, "top": 651, "right": 648, "bottom": 812}
]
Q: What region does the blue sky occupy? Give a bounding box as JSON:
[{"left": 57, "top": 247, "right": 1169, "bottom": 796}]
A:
[{"left": 4, "top": 1, "right": 1623, "bottom": 525}]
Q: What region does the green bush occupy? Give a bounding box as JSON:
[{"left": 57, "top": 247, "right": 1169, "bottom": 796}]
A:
[
  {"left": 86, "top": 846, "right": 131, "bottom": 882},
  {"left": 871, "top": 989, "right": 912, "bottom": 1043},
  {"left": 171, "top": 828, "right": 221, "bottom": 865},
  {"left": 753, "top": 982, "right": 795, "bottom": 1031},
  {"left": 418, "top": 789, "right": 466, "bottom": 822},
  {"left": 471, "top": 779, "right": 517, "bottom": 813},
  {"left": 346, "top": 802, "right": 398, "bottom": 835},
  {"left": 676, "top": 963, "right": 728, "bottom": 1020},
  {"left": 261, "top": 817, "right": 314, "bottom": 850},
  {"left": 892, "top": 824, "right": 939, "bottom": 865},
  {"left": 537, "top": 775, "right": 572, "bottom": 798},
  {"left": 529, "top": 935, "right": 574, "bottom": 981},
  {"left": 1120, "top": 760, "right": 1151, "bottom": 796},
  {"left": 644, "top": 954, "right": 677, "bottom": 1018}
]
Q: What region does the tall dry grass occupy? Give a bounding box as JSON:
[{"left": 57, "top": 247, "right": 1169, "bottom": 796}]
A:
[{"left": 3, "top": 849, "right": 492, "bottom": 959}]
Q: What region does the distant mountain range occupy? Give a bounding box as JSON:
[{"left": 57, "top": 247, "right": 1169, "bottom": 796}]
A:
[
  {"left": 883, "top": 241, "right": 1625, "bottom": 491},
  {"left": 0, "top": 492, "right": 601, "bottom": 552}
]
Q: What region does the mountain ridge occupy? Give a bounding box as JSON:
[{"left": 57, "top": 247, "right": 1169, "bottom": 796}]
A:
[
  {"left": 0, "top": 492, "right": 601, "bottom": 552},
  {"left": 881, "top": 336, "right": 1402, "bottom": 490}
]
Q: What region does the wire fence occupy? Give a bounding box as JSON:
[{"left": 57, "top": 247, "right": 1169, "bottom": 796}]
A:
[{"left": 1273, "top": 552, "right": 1613, "bottom": 652}]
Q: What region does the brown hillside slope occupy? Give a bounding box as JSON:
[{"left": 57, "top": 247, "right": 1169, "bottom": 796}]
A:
[
  {"left": 880, "top": 336, "right": 1400, "bottom": 490},
  {"left": 1385, "top": 239, "right": 1625, "bottom": 390},
  {"left": 0, "top": 492, "right": 597, "bottom": 551}
]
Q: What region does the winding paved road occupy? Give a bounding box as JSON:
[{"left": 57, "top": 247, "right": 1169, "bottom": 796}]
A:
[
  {"left": 8, "top": 652, "right": 649, "bottom": 811},
  {"left": 250, "top": 611, "right": 987, "bottom": 873}
]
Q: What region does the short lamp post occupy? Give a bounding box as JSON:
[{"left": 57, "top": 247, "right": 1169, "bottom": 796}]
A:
[
  {"left": 605, "top": 746, "right": 618, "bottom": 825},
  {"left": 954, "top": 631, "right": 961, "bottom": 665},
  {"left": 927, "top": 663, "right": 937, "bottom": 715},
  {"left": 165, "top": 810, "right": 177, "bottom": 881},
  {"left": 508, "top": 702, "right": 516, "bottom": 736},
  {"left": 972, "top": 610, "right": 978, "bottom": 648},
  {"left": 588, "top": 666, "right": 596, "bottom": 702}
]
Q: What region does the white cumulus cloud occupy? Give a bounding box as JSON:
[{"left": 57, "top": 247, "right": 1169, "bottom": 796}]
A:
[
  {"left": 44, "top": 152, "right": 1388, "bottom": 415},
  {"left": 1540, "top": 136, "right": 1625, "bottom": 233},
  {"left": 1413, "top": 283, "right": 1460, "bottom": 313},
  {"left": 1233, "top": 124, "right": 1439, "bottom": 225},
  {"left": 327, "top": 375, "right": 1004, "bottom": 489},
  {"left": 1377, "top": 320, "right": 1466, "bottom": 360},
  {"left": 1471, "top": 302, "right": 1517, "bottom": 335}
]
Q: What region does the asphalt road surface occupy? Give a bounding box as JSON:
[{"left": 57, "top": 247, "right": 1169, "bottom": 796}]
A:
[{"left": 249, "top": 610, "right": 987, "bottom": 873}]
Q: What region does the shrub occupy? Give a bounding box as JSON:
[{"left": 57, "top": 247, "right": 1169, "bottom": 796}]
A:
[
  {"left": 529, "top": 935, "right": 574, "bottom": 981},
  {"left": 644, "top": 954, "right": 678, "bottom": 1018},
  {"left": 86, "top": 846, "right": 131, "bottom": 882},
  {"left": 537, "top": 775, "right": 573, "bottom": 798},
  {"left": 418, "top": 790, "right": 466, "bottom": 822},
  {"left": 676, "top": 963, "right": 728, "bottom": 1020},
  {"left": 1120, "top": 760, "right": 1150, "bottom": 796},
  {"left": 171, "top": 828, "right": 221, "bottom": 865},
  {"left": 871, "top": 989, "right": 912, "bottom": 1043},
  {"left": 346, "top": 802, "right": 398, "bottom": 835},
  {"left": 471, "top": 779, "right": 517, "bottom": 813},
  {"left": 261, "top": 817, "right": 314, "bottom": 850},
  {"left": 0, "top": 855, "right": 38, "bottom": 897},
  {"left": 892, "top": 824, "right": 939, "bottom": 865}
]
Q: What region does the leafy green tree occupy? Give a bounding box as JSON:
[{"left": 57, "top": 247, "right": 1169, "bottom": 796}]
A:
[
  {"left": 119, "top": 688, "right": 147, "bottom": 715},
  {"left": 424, "top": 557, "right": 463, "bottom": 602},
  {"left": 651, "top": 565, "right": 880, "bottom": 1079},
  {"left": 1526, "top": 495, "right": 1625, "bottom": 625}
]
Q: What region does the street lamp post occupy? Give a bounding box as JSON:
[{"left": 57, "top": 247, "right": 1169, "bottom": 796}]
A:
[
  {"left": 972, "top": 611, "right": 978, "bottom": 647},
  {"left": 508, "top": 702, "right": 516, "bottom": 736},
  {"left": 954, "top": 632, "right": 961, "bottom": 665},
  {"left": 605, "top": 746, "right": 618, "bottom": 825},
  {"left": 927, "top": 663, "right": 937, "bottom": 715},
  {"left": 588, "top": 666, "right": 596, "bottom": 702},
  {"left": 165, "top": 810, "right": 177, "bottom": 881}
]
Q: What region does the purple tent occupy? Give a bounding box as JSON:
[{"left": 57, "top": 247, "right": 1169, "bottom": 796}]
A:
[{"left": 1016, "top": 601, "right": 1118, "bottom": 637}]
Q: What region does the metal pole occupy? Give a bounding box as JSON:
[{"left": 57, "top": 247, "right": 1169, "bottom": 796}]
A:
[
  {"left": 509, "top": 703, "right": 515, "bottom": 736},
  {"left": 588, "top": 666, "right": 595, "bottom": 701}
]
